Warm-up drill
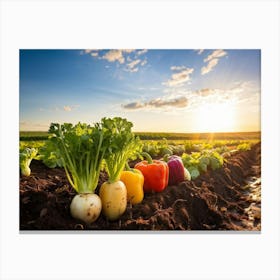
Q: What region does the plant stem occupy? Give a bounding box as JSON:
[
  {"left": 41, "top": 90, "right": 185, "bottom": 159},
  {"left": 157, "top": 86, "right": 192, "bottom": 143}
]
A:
[
  {"left": 125, "top": 162, "right": 131, "bottom": 171},
  {"left": 141, "top": 152, "right": 153, "bottom": 164}
]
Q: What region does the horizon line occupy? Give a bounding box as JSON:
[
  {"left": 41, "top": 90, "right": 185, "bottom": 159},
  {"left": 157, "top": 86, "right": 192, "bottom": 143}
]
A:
[{"left": 19, "top": 130, "right": 261, "bottom": 134}]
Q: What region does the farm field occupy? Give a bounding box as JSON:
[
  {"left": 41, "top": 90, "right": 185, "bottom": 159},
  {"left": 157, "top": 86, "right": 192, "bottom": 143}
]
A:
[
  {"left": 20, "top": 130, "right": 261, "bottom": 141},
  {"left": 19, "top": 49, "right": 261, "bottom": 231},
  {"left": 20, "top": 130, "right": 261, "bottom": 230}
]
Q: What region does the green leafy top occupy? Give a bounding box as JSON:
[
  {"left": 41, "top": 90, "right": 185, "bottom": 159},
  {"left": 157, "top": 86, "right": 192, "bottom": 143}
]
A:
[
  {"left": 47, "top": 117, "right": 141, "bottom": 192},
  {"left": 181, "top": 148, "right": 225, "bottom": 179},
  {"left": 101, "top": 117, "right": 142, "bottom": 183},
  {"left": 37, "top": 140, "right": 63, "bottom": 168},
  {"left": 20, "top": 147, "right": 38, "bottom": 176},
  {"left": 48, "top": 122, "right": 110, "bottom": 194}
]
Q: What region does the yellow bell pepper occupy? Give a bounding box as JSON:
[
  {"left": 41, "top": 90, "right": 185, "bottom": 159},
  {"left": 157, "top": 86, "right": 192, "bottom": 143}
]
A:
[{"left": 120, "top": 164, "right": 144, "bottom": 205}]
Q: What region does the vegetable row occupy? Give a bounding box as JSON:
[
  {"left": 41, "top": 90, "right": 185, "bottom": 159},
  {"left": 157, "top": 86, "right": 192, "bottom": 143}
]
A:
[{"left": 20, "top": 118, "right": 248, "bottom": 224}]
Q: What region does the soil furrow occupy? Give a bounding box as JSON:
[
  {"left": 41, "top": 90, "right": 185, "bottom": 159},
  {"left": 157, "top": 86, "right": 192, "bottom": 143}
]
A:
[{"left": 20, "top": 142, "right": 261, "bottom": 230}]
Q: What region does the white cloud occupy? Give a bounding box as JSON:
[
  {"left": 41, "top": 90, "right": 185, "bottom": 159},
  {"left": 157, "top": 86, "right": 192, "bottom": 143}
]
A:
[
  {"left": 125, "top": 58, "right": 148, "bottom": 72},
  {"left": 195, "top": 88, "right": 216, "bottom": 96},
  {"left": 62, "top": 105, "right": 80, "bottom": 112},
  {"left": 192, "top": 82, "right": 260, "bottom": 108},
  {"left": 127, "top": 59, "right": 141, "bottom": 69},
  {"left": 204, "top": 49, "right": 227, "bottom": 62},
  {"left": 148, "top": 96, "right": 188, "bottom": 108},
  {"left": 122, "top": 49, "right": 135, "bottom": 53},
  {"left": 122, "top": 101, "right": 144, "bottom": 109},
  {"left": 170, "top": 66, "right": 186, "bottom": 71},
  {"left": 36, "top": 105, "right": 80, "bottom": 112},
  {"left": 83, "top": 49, "right": 148, "bottom": 73},
  {"left": 82, "top": 49, "right": 100, "bottom": 55},
  {"left": 101, "top": 49, "right": 148, "bottom": 72},
  {"left": 196, "top": 49, "right": 204, "bottom": 55},
  {"left": 229, "top": 81, "right": 255, "bottom": 94},
  {"left": 201, "top": 49, "right": 227, "bottom": 75},
  {"left": 141, "top": 59, "right": 147, "bottom": 66},
  {"left": 63, "top": 106, "right": 72, "bottom": 111},
  {"left": 122, "top": 96, "right": 188, "bottom": 110},
  {"left": 124, "top": 67, "right": 138, "bottom": 73},
  {"left": 201, "top": 58, "right": 218, "bottom": 75},
  {"left": 137, "top": 49, "right": 148, "bottom": 56},
  {"left": 102, "top": 50, "right": 125, "bottom": 64},
  {"left": 163, "top": 68, "right": 194, "bottom": 87},
  {"left": 122, "top": 81, "right": 259, "bottom": 113}
]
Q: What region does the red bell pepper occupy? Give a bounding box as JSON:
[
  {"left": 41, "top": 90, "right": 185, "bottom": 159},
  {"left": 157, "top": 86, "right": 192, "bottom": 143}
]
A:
[{"left": 134, "top": 152, "right": 169, "bottom": 193}]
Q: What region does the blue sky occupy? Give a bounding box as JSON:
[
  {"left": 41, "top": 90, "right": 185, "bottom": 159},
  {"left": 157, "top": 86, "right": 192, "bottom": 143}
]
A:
[{"left": 20, "top": 49, "right": 261, "bottom": 132}]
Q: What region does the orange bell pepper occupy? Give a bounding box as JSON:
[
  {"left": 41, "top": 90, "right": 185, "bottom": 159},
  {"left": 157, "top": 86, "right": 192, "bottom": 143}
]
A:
[{"left": 134, "top": 152, "right": 169, "bottom": 193}]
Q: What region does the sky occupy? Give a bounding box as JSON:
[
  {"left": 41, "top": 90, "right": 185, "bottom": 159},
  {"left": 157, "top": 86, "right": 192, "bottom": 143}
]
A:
[{"left": 19, "top": 49, "right": 261, "bottom": 133}]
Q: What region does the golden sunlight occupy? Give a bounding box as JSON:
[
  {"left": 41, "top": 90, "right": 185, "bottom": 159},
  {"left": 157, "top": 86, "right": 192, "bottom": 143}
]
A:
[{"left": 195, "top": 101, "right": 236, "bottom": 132}]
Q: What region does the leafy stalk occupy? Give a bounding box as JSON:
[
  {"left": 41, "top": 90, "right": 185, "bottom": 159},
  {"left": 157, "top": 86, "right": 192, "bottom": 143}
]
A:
[
  {"left": 48, "top": 122, "right": 110, "bottom": 194},
  {"left": 37, "top": 140, "right": 63, "bottom": 168},
  {"left": 19, "top": 147, "right": 38, "bottom": 176},
  {"left": 102, "top": 117, "right": 142, "bottom": 183}
]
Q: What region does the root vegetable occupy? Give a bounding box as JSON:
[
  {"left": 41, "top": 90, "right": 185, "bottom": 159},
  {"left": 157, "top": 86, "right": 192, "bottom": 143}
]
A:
[
  {"left": 48, "top": 118, "right": 140, "bottom": 223},
  {"left": 101, "top": 117, "right": 141, "bottom": 220},
  {"left": 70, "top": 194, "right": 102, "bottom": 224},
  {"left": 48, "top": 122, "right": 111, "bottom": 223},
  {"left": 99, "top": 181, "right": 127, "bottom": 221}
]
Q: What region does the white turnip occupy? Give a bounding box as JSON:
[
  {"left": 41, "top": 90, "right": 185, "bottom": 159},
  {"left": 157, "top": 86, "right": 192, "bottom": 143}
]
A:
[{"left": 70, "top": 194, "right": 102, "bottom": 224}]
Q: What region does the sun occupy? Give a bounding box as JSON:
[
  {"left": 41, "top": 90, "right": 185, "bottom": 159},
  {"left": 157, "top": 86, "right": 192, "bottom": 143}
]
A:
[{"left": 195, "top": 101, "right": 236, "bottom": 132}]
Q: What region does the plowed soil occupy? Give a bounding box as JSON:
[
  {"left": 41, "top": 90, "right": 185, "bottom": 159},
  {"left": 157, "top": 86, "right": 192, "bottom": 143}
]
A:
[{"left": 20, "top": 142, "right": 261, "bottom": 231}]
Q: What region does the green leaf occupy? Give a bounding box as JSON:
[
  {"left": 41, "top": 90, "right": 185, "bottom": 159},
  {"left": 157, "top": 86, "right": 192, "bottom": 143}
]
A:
[
  {"left": 199, "top": 156, "right": 210, "bottom": 166},
  {"left": 19, "top": 147, "right": 38, "bottom": 176},
  {"left": 48, "top": 121, "right": 111, "bottom": 193},
  {"left": 190, "top": 168, "right": 200, "bottom": 180},
  {"left": 199, "top": 162, "right": 207, "bottom": 173},
  {"left": 210, "top": 157, "right": 221, "bottom": 170},
  {"left": 101, "top": 117, "right": 142, "bottom": 183}
]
